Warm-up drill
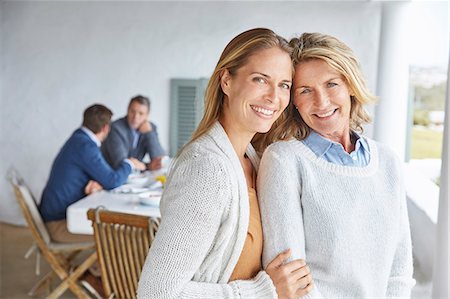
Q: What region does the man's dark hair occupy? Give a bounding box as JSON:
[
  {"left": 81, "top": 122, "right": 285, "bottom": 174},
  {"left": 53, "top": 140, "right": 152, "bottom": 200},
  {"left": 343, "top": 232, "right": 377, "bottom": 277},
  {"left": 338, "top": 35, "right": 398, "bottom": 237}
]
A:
[
  {"left": 128, "top": 95, "right": 151, "bottom": 111},
  {"left": 82, "top": 104, "right": 113, "bottom": 133}
]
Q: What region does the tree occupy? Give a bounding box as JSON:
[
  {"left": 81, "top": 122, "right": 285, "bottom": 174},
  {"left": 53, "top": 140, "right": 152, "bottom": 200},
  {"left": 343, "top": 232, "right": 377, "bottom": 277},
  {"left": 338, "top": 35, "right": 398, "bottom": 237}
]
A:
[{"left": 414, "top": 82, "right": 446, "bottom": 111}]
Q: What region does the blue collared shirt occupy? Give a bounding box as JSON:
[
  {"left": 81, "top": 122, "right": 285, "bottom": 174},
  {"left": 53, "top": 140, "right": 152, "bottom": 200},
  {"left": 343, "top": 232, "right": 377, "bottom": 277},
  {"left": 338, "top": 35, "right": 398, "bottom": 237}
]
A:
[
  {"left": 80, "top": 126, "right": 101, "bottom": 147},
  {"left": 130, "top": 129, "right": 140, "bottom": 149},
  {"left": 80, "top": 126, "right": 134, "bottom": 170},
  {"left": 302, "top": 130, "right": 371, "bottom": 167}
]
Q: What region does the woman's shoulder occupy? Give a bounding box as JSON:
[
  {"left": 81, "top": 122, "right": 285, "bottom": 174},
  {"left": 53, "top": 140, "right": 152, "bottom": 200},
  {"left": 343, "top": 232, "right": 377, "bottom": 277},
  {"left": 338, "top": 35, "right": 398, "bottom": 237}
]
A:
[
  {"left": 362, "top": 137, "right": 403, "bottom": 174},
  {"left": 264, "top": 138, "right": 303, "bottom": 157},
  {"left": 174, "top": 137, "right": 231, "bottom": 173},
  {"left": 364, "top": 137, "right": 399, "bottom": 161},
  {"left": 181, "top": 135, "right": 226, "bottom": 158},
  {"left": 258, "top": 139, "right": 305, "bottom": 168},
  {"left": 164, "top": 138, "right": 234, "bottom": 207}
]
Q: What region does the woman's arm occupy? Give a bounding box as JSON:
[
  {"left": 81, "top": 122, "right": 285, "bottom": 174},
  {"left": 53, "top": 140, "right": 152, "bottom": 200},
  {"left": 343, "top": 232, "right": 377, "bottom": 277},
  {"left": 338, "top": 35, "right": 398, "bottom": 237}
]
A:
[
  {"left": 386, "top": 171, "right": 416, "bottom": 296},
  {"left": 258, "top": 144, "right": 322, "bottom": 298},
  {"left": 385, "top": 198, "right": 415, "bottom": 297},
  {"left": 258, "top": 144, "right": 306, "bottom": 265},
  {"left": 137, "top": 155, "right": 277, "bottom": 299}
]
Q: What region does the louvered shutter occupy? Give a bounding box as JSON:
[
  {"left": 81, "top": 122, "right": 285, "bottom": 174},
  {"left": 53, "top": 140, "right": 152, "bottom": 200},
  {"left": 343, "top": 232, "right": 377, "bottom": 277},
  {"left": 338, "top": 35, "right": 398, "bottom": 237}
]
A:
[{"left": 170, "top": 78, "right": 208, "bottom": 156}]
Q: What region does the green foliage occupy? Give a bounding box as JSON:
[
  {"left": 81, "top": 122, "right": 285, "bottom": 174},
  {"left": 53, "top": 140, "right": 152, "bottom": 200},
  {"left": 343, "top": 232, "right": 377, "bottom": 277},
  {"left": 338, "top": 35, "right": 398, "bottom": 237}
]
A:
[
  {"left": 414, "top": 82, "right": 446, "bottom": 110},
  {"left": 413, "top": 110, "right": 430, "bottom": 126},
  {"left": 411, "top": 127, "right": 443, "bottom": 159}
]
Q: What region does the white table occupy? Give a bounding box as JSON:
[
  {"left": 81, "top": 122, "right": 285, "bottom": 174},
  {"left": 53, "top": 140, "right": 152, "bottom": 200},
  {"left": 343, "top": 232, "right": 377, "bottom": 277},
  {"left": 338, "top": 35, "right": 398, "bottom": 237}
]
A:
[
  {"left": 66, "top": 166, "right": 167, "bottom": 235},
  {"left": 67, "top": 160, "right": 172, "bottom": 235},
  {"left": 67, "top": 190, "right": 161, "bottom": 234}
]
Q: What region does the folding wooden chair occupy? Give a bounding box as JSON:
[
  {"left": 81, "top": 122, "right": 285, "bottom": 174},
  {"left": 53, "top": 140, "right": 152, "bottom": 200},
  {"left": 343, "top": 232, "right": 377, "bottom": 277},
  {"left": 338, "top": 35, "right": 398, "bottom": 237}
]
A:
[
  {"left": 87, "top": 208, "right": 159, "bottom": 299},
  {"left": 8, "top": 168, "right": 97, "bottom": 299}
]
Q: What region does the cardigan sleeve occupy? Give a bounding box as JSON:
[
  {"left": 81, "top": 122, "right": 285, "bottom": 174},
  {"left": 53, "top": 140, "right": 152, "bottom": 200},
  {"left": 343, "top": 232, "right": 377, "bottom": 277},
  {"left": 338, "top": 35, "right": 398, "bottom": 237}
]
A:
[
  {"left": 258, "top": 143, "right": 323, "bottom": 298},
  {"left": 137, "top": 154, "right": 277, "bottom": 299}
]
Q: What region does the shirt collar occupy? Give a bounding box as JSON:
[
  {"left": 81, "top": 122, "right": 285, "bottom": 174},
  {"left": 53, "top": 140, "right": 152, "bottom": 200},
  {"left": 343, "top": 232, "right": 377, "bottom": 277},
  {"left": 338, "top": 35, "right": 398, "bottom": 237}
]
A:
[
  {"left": 352, "top": 131, "right": 371, "bottom": 155},
  {"left": 130, "top": 127, "right": 140, "bottom": 136},
  {"left": 303, "top": 130, "right": 370, "bottom": 157},
  {"left": 81, "top": 126, "right": 101, "bottom": 147},
  {"left": 303, "top": 131, "right": 333, "bottom": 158}
]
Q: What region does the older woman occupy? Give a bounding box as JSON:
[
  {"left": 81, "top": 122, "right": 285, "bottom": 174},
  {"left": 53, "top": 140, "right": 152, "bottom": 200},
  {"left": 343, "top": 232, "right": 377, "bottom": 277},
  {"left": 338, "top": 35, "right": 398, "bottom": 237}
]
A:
[
  {"left": 137, "top": 28, "right": 313, "bottom": 299},
  {"left": 258, "top": 32, "right": 415, "bottom": 298}
]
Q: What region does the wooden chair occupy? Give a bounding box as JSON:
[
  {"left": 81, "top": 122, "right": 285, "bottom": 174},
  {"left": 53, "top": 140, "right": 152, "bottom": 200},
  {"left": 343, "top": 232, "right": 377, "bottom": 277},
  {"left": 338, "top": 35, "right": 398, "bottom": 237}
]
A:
[
  {"left": 87, "top": 208, "right": 159, "bottom": 299},
  {"left": 8, "top": 168, "right": 97, "bottom": 299}
]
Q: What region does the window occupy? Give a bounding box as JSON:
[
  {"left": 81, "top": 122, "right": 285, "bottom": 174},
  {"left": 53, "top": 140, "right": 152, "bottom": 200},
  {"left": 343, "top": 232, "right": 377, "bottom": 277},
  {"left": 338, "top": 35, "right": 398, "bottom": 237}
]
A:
[{"left": 408, "top": 66, "right": 446, "bottom": 187}]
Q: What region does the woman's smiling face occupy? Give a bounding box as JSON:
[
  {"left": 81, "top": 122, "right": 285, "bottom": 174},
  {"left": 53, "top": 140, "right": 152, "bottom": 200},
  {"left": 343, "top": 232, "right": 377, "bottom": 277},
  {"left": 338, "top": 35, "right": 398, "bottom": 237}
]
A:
[
  {"left": 293, "top": 59, "right": 352, "bottom": 140},
  {"left": 220, "top": 46, "right": 292, "bottom": 136}
]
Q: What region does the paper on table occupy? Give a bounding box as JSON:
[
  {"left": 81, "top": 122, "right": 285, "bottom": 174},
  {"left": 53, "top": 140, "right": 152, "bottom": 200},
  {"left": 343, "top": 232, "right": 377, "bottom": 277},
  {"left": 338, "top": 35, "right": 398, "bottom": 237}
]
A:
[
  {"left": 127, "top": 175, "right": 149, "bottom": 186},
  {"left": 138, "top": 190, "right": 162, "bottom": 206},
  {"left": 111, "top": 185, "right": 147, "bottom": 194},
  {"left": 111, "top": 180, "right": 163, "bottom": 194},
  {"left": 148, "top": 181, "right": 163, "bottom": 190}
]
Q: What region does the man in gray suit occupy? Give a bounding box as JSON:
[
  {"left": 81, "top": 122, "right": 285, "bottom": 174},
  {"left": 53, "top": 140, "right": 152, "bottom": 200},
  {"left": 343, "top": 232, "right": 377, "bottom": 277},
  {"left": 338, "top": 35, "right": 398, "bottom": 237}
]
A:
[{"left": 102, "top": 95, "right": 165, "bottom": 170}]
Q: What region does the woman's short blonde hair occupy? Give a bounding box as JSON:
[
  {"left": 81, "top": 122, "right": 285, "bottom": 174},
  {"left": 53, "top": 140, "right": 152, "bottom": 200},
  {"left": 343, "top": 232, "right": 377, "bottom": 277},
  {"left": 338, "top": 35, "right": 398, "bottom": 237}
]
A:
[{"left": 255, "top": 32, "right": 377, "bottom": 152}]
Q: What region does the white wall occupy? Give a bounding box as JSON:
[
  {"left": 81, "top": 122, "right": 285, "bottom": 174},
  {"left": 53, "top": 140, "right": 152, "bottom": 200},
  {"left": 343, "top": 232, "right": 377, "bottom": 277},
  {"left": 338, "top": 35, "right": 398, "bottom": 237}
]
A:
[{"left": 0, "top": 1, "right": 381, "bottom": 224}]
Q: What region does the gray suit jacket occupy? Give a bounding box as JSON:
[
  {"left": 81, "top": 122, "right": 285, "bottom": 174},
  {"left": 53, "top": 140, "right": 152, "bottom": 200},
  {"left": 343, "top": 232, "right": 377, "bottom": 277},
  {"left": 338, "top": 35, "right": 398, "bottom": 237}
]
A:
[{"left": 102, "top": 117, "right": 165, "bottom": 169}]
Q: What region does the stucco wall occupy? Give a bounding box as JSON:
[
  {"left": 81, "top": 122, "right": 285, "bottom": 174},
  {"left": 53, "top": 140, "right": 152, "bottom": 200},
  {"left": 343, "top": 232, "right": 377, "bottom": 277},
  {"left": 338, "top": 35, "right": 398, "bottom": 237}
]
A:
[{"left": 0, "top": 1, "right": 382, "bottom": 224}]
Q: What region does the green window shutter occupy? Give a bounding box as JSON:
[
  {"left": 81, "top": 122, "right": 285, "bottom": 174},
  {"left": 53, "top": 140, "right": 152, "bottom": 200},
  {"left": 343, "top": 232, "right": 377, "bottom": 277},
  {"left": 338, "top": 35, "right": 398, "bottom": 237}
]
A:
[{"left": 170, "top": 78, "right": 208, "bottom": 156}]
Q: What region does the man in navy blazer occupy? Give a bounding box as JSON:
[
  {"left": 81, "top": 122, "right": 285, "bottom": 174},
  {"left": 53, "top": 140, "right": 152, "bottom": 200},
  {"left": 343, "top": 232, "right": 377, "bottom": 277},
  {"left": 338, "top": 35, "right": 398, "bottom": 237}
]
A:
[
  {"left": 40, "top": 104, "right": 145, "bottom": 243},
  {"left": 102, "top": 95, "right": 165, "bottom": 171}
]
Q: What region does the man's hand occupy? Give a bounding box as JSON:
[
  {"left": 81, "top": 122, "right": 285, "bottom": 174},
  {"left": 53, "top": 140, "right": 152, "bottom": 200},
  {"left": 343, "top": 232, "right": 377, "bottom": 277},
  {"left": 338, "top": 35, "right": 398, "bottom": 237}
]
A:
[
  {"left": 147, "top": 156, "right": 163, "bottom": 170},
  {"left": 138, "top": 121, "right": 152, "bottom": 134},
  {"left": 129, "top": 157, "right": 146, "bottom": 171},
  {"left": 84, "top": 180, "right": 103, "bottom": 195}
]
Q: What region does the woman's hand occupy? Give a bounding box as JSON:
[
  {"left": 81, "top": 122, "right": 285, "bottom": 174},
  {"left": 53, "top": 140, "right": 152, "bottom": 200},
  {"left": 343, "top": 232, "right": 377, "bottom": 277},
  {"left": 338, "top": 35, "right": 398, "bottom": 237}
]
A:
[{"left": 266, "top": 249, "right": 314, "bottom": 299}]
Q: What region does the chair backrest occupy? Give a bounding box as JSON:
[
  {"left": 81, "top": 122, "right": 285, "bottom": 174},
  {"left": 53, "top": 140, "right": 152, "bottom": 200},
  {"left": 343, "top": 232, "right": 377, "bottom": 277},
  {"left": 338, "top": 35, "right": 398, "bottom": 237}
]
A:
[
  {"left": 87, "top": 208, "right": 159, "bottom": 299},
  {"left": 8, "top": 168, "right": 52, "bottom": 245}
]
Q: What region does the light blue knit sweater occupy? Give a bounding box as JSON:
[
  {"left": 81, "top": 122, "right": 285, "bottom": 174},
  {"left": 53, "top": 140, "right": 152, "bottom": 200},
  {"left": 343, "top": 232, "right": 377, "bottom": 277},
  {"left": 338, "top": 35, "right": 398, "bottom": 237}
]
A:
[{"left": 258, "top": 138, "right": 415, "bottom": 298}]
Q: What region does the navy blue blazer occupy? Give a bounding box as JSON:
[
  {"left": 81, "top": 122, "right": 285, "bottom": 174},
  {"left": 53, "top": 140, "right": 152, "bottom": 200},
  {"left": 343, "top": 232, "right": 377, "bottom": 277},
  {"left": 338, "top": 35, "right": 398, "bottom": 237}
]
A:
[{"left": 40, "top": 128, "right": 132, "bottom": 222}]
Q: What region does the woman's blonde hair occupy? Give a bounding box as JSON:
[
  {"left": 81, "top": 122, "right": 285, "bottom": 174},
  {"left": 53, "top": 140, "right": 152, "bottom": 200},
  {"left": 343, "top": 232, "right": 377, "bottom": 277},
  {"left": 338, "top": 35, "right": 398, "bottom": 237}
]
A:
[
  {"left": 188, "top": 28, "right": 293, "bottom": 145},
  {"left": 255, "top": 32, "right": 377, "bottom": 152}
]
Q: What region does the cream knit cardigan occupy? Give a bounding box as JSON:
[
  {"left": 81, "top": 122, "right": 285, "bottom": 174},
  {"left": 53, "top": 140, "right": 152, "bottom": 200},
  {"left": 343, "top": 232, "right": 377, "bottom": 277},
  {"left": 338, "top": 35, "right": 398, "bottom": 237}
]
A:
[{"left": 137, "top": 122, "right": 277, "bottom": 299}]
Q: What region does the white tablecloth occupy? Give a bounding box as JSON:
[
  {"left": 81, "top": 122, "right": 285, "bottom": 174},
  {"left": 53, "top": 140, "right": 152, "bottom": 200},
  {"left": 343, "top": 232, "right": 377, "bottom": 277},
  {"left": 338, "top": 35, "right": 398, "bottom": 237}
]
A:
[
  {"left": 66, "top": 166, "right": 166, "bottom": 235},
  {"left": 67, "top": 190, "right": 161, "bottom": 234}
]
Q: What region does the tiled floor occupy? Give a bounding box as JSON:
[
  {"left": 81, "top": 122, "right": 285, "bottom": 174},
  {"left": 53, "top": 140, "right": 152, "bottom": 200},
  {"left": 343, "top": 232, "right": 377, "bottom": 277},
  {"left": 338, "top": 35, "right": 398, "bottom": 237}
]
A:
[{"left": 0, "top": 222, "right": 433, "bottom": 298}]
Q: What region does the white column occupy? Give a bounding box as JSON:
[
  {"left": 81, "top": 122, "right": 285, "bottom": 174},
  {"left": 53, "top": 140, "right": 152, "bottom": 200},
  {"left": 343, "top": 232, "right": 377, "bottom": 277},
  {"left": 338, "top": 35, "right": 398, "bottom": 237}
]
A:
[
  {"left": 431, "top": 54, "right": 449, "bottom": 298},
  {"left": 374, "top": 2, "right": 411, "bottom": 161}
]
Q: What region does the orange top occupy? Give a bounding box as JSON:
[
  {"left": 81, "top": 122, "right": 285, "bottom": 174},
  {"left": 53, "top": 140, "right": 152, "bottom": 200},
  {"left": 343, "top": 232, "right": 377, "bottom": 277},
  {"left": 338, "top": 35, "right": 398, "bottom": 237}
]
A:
[{"left": 229, "top": 187, "right": 263, "bottom": 281}]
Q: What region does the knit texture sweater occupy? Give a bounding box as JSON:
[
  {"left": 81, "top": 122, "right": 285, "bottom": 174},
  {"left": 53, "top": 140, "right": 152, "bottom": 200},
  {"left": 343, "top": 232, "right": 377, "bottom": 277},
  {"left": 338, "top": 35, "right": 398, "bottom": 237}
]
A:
[
  {"left": 137, "top": 122, "right": 277, "bottom": 299},
  {"left": 258, "top": 138, "right": 415, "bottom": 298}
]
